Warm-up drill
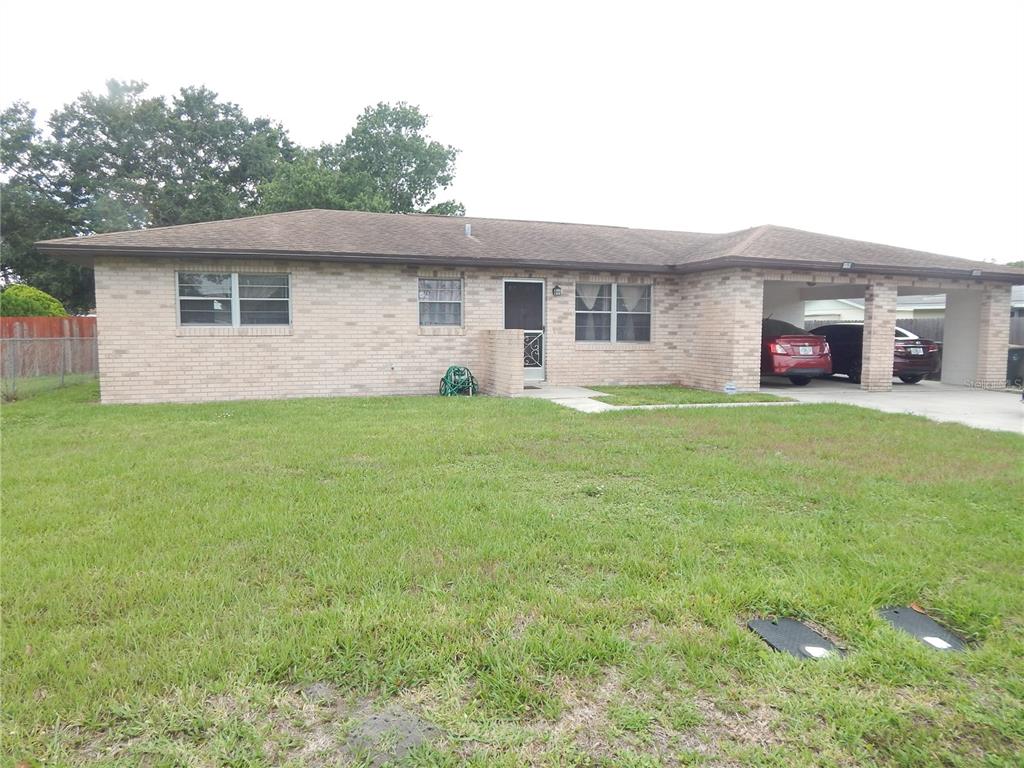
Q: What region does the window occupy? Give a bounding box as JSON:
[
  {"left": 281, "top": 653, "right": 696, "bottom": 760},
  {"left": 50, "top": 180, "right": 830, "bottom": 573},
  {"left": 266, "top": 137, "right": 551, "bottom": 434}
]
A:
[
  {"left": 239, "top": 274, "right": 290, "bottom": 325},
  {"left": 575, "top": 283, "right": 612, "bottom": 340},
  {"left": 575, "top": 283, "right": 651, "bottom": 342},
  {"left": 615, "top": 284, "right": 652, "bottom": 342},
  {"left": 418, "top": 278, "right": 462, "bottom": 326},
  {"left": 177, "top": 273, "right": 233, "bottom": 325},
  {"left": 177, "top": 272, "right": 290, "bottom": 326}
]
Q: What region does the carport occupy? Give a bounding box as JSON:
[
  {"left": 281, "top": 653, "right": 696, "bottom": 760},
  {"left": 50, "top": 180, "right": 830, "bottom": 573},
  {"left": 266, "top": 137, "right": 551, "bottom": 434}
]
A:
[
  {"left": 761, "top": 277, "right": 1011, "bottom": 391},
  {"left": 699, "top": 224, "right": 1022, "bottom": 394}
]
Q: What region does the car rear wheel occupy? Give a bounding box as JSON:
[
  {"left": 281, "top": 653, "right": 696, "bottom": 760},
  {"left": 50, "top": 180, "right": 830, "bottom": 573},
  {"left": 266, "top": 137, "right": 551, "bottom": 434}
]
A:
[
  {"left": 788, "top": 376, "right": 811, "bottom": 386},
  {"left": 899, "top": 375, "right": 924, "bottom": 384}
]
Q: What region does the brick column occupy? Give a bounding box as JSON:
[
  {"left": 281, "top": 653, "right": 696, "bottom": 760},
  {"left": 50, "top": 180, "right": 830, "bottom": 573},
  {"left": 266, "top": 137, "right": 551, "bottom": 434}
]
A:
[
  {"left": 860, "top": 282, "right": 897, "bottom": 391},
  {"left": 479, "top": 329, "right": 524, "bottom": 396},
  {"left": 975, "top": 284, "right": 1011, "bottom": 389}
]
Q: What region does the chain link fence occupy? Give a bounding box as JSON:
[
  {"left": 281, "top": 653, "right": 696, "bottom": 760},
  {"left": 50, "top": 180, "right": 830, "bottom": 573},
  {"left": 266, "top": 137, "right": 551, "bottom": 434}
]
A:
[{"left": 1, "top": 336, "right": 99, "bottom": 400}]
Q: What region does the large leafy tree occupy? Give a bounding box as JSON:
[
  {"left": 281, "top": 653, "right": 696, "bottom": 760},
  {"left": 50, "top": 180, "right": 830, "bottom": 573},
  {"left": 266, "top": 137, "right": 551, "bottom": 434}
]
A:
[
  {"left": 258, "top": 148, "right": 388, "bottom": 214},
  {"left": 2, "top": 85, "right": 463, "bottom": 312},
  {"left": 41, "top": 81, "right": 295, "bottom": 231},
  {"left": 343, "top": 102, "right": 462, "bottom": 215},
  {"left": 0, "top": 102, "right": 92, "bottom": 310},
  {"left": 259, "top": 102, "right": 464, "bottom": 216},
  {"left": 1, "top": 81, "right": 295, "bottom": 310}
]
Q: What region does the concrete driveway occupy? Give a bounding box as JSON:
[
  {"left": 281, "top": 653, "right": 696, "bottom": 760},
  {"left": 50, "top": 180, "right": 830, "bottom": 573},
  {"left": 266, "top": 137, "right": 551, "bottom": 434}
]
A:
[{"left": 761, "top": 377, "right": 1024, "bottom": 433}]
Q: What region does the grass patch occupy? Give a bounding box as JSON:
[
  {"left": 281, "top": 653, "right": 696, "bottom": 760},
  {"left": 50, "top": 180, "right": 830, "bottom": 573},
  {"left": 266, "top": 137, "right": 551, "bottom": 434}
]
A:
[
  {"left": 1, "top": 372, "right": 97, "bottom": 402},
  {"left": 592, "top": 385, "right": 788, "bottom": 406},
  {"left": 2, "top": 381, "right": 1022, "bottom": 766}
]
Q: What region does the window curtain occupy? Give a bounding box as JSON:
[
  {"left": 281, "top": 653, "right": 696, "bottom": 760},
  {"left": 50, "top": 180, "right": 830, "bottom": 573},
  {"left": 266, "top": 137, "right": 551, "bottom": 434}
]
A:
[
  {"left": 617, "top": 285, "right": 649, "bottom": 312},
  {"left": 576, "top": 283, "right": 603, "bottom": 310},
  {"left": 420, "top": 302, "right": 462, "bottom": 326},
  {"left": 575, "top": 283, "right": 610, "bottom": 341},
  {"left": 616, "top": 285, "right": 651, "bottom": 342},
  {"left": 419, "top": 279, "right": 462, "bottom": 326}
]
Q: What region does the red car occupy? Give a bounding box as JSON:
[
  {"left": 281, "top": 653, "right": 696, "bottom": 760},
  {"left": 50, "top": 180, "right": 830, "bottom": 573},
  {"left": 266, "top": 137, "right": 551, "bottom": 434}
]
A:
[
  {"left": 811, "top": 324, "right": 940, "bottom": 384},
  {"left": 761, "top": 318, "right": 832, "bottom": 385}
]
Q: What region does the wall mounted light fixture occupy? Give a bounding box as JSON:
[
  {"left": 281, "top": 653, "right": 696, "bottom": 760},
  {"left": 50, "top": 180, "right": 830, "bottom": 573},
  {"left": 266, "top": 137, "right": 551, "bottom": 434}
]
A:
[{"left": 552, "top": 285, "right": 563, "bottom": 296}]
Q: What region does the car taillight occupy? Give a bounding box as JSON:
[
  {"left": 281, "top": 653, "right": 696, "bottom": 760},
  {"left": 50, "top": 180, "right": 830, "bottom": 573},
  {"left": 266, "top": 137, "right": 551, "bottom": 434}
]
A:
[
  {"left": 925, "top": 343, "right": 938, "bottom": 352},
  {"left": 822, "top": 342, "right": 830, "bottom": 354},
  {"left": 772, "top": 343, "right": 788, "bottom": 354}
]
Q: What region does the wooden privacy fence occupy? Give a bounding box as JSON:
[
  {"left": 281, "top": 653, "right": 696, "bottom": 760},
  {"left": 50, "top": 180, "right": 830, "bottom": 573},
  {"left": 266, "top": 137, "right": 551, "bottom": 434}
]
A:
[{"left": 1, "top": 316, "right": 98, "bottom": 397}]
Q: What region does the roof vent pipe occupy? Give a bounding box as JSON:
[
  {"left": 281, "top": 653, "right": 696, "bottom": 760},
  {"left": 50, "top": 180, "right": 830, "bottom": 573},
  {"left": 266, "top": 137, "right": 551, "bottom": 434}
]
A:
[{"left": 464, "top": 223, "right": 472, "bottom": 237}]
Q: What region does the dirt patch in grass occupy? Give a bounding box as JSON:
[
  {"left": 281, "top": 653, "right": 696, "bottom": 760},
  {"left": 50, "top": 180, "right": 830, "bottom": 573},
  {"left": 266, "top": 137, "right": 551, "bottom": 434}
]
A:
[
  {"left": 691, "top": 695, "right": 781, "bottom": 753},
  {"left": 61, "top": 683, "right": 444, "bottom": 768}
]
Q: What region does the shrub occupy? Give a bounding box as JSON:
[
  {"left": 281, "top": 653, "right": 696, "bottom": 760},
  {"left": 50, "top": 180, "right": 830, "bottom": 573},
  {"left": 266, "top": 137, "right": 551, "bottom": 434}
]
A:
[{"left": 0, "top": 284, "right": 68, "bottom": 317}]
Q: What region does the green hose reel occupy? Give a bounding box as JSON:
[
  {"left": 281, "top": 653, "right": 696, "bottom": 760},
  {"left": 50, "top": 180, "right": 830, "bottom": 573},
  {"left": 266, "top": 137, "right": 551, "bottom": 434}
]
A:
[{"left": 439, "top": 365, "right": 479, "bottom": 396}]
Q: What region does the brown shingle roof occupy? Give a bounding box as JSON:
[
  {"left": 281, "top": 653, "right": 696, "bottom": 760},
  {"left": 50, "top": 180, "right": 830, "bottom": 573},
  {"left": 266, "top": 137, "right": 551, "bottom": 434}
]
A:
[{"left": 35, "top": 209, "right": 1024, "bottom": 282}]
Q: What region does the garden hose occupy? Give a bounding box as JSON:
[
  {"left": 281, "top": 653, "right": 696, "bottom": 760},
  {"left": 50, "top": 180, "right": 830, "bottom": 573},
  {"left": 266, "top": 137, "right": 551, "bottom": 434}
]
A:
[{"left": 439, "top": 365, "right": 478, "bottom": 396}]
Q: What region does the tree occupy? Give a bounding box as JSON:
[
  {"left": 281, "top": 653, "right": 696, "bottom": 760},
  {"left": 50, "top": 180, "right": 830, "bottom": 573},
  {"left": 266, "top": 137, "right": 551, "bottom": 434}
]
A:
[
  {"left": 341, "top": 102, "right": 461, "bottom": 213},
  {"left": 259, "top": 103, "right": 463, "bottom": 216},
  {"left": 1007, "top": 260, "right": 1024, "bottom": 269},
  {"left": 258, "top": 148, "right": 388, "bottom": 214},
  {"left": 2, "top": 87, "right": 463, "bottom": 311},
  {"left": 1, "top": 81, "right": 295, "bottom": 310},
  {"left": 0, "top": 284, "right": 68, "bottom": 316},
  {"left": 0, "top": 103, "right": 91, "bottom": 309},
  {"left": 424, "top": 200, "right": 466, "bottom": 216},
  {"left": 42, "top": 81, "right": 295, "bottom": 230}
]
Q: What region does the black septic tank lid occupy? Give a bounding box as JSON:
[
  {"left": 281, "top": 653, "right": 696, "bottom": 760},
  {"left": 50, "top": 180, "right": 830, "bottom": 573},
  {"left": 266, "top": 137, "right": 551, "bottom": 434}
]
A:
[
  {"left": 747, "top": 617, "right": 843, "bottom": 659},
  {"left": 878, "top": 606, "right": 966, "bottom": 651}
]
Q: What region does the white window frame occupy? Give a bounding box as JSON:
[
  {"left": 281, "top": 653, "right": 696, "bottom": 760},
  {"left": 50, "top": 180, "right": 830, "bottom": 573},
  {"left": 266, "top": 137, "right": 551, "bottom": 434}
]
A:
[
  {"left": 418, "top": 277, "right": 464, "bottom": 327},
  {"left": 176, "top": 271, "right": 291, "bottom": 327},
  {"left": 575, "top": 282, "right": 652, "bottom": 343}
]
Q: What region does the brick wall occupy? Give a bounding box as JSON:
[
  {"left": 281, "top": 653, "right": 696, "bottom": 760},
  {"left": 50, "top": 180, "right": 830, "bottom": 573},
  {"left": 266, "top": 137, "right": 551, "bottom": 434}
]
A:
[
  {"left": 93, "top": 258, "right": 685, "bottom": 404},
  {"left": 92, "top": 257, "right": 1016, "bottom": 403},
  {"left": 480, "top": 329, "right": 524, "bottom": 396},
  {"left": 674, "top": 269, "right": 763, "bottom": 392},
  {"left": 975, "top": 284, "right": 1012, "bottom": 388},
  {"left": 861, "top": 282, "right": 899, "bottom": 391}
]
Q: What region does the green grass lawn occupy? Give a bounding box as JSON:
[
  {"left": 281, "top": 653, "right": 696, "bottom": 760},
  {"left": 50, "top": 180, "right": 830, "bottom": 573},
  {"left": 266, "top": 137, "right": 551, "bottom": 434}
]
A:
[
  {"left": 2, "top": 382, "right": 1022, "bottom": 767},
  {"left": 1, "top": 372, "right": 96, "bottom": 402},
  {"left": 592, "top": 385, "right": 788, "bottom": 406}
]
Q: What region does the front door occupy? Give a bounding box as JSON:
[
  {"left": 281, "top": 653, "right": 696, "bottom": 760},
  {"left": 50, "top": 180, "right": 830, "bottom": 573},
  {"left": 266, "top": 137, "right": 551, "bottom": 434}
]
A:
[{"left": 504, "top": 280, "right": 545, "bottom": 381}]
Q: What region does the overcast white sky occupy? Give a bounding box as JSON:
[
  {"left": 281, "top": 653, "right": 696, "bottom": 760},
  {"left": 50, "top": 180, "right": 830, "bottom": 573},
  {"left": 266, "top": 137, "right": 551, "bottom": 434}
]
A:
[{"left": 3, "top": 0, "right": 1022, "bottom": 263}]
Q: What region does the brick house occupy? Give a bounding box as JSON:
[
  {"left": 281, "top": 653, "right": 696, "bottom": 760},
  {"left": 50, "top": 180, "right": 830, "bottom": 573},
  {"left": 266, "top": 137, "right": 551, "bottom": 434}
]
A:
[{"left": 36, "top": 209, "right": 1024, "bottom": 404}]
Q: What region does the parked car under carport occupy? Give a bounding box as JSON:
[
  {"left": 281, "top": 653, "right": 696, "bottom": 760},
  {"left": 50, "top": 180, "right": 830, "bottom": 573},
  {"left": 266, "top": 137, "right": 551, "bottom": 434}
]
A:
[
  {"left": 811, "top": 323, "right": 940, "bottom": 384},
  {"left": 761, "top": 318, "right": 832, "bottom": 385}
]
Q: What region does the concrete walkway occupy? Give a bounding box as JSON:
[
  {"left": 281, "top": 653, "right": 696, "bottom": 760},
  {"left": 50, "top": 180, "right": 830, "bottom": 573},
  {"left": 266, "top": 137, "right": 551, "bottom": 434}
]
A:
[
  {"left": 514, "top": 381, "right": 1024, "bottom": 433},
  {"left": 762, "top": 377, "right": 1023, "bottom": 433},
  {"left": 513, "top": 384, "right": 799, "bottom": 415}
]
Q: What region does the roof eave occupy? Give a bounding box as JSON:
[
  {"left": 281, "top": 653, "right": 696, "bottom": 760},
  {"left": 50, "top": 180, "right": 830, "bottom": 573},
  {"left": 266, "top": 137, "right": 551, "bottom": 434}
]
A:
[
  {"left": 35, "top": 244, "right": 1024, "bottom": 283},
  {"left": 683, "top": 255, "right": 1024, "bottom": 283},
  {"left": 34, "top": 243, "right": 675, "bottom": 274}
]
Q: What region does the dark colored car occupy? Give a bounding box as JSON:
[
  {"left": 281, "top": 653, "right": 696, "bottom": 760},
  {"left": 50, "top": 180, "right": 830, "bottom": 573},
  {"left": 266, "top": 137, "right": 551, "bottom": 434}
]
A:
[
  {"left": 761, "top": 318, "right": 832, "bottom": 385},
  {"left": 811, "top": 324, "right": 940, "bottom": 384}
]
